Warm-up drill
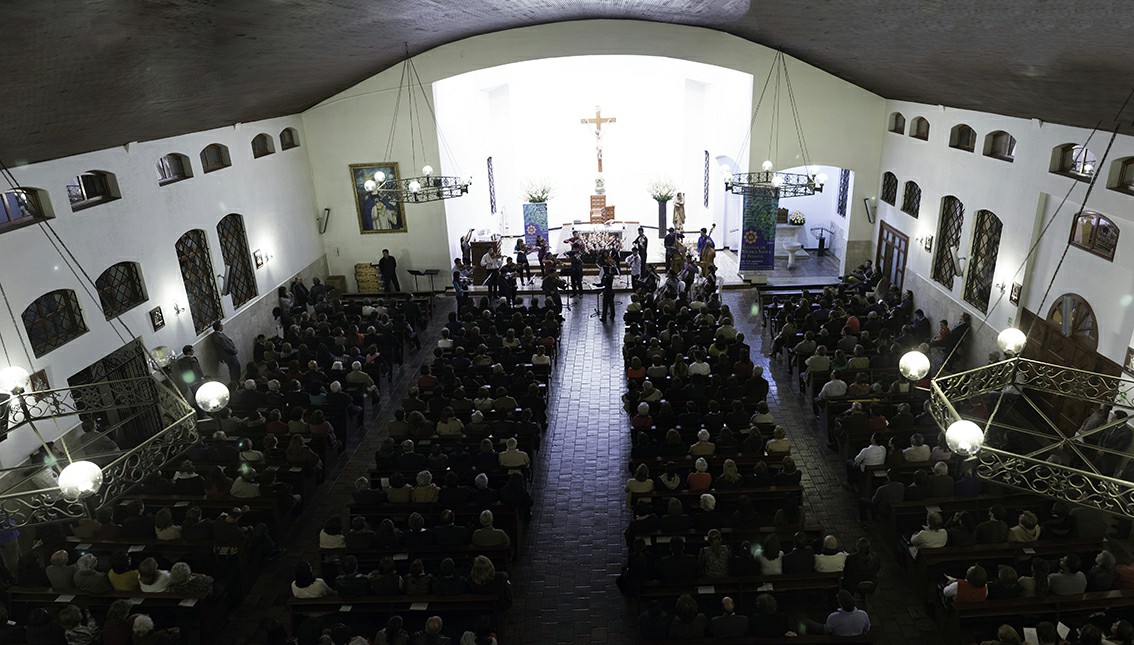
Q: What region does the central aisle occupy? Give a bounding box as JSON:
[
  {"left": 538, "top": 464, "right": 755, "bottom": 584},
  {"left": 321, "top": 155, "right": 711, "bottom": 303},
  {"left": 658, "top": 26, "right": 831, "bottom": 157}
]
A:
[{"left": 504, "top": 296, "right": 635, "bottom": 643}]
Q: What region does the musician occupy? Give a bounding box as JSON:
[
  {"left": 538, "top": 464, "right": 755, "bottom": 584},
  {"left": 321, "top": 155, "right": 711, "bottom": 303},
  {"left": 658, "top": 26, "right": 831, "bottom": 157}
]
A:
[
  {"left": 536, "top": 235, "right": 550, "bottom": 276},
  {"left": 568, "top": 251, "right": 584, "bottom": 298},
  {"left": 697, "top": 227, "right": 715, "bottom": 255},
  {"left": 452, "top": 258, "right": 470, "bottom": 301},
  {"left": 599, "top": 254, "right": 620, "bottom": 323},
  {"left": 663, "top": 227, "right": 676, "bottom": 265},
  {"left": 501, "top": 257, "right": 519, "bottom": 303},
  {"left": 680, "top": 254, "right": 700, "bottom": 294},
  {"left": 480, "top": 246, "right": 504, "bottom": 299},
  {"left": 635, "top": 227, "right": 649, "bottom": 269},
  {"left": 628, "top": 249, "right": 643, "bottom": 291},
  {"left": 514, "top": 238, "right": 533, "bottom": 285},
  {"left": 460, "top": 229, "right": 474, "bottom": 265},
  {"left": 640, "top": 262, "right": 660, "bottom": 295},
  {"left": 541, "top": 268, "right": 565, "bottom": 314},
  {"left": 656, "top": 269, "right": 682, "bottom": 303}
]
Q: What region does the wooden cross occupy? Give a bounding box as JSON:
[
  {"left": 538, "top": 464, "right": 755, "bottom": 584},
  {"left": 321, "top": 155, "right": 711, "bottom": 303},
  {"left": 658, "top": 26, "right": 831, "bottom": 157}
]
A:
[{"left": 580, "top": 105, "right": 616, "bottom": 173}]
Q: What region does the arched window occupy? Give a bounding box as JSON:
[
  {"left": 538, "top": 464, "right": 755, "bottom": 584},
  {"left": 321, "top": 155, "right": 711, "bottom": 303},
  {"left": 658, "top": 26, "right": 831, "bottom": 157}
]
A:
[
  {"left": 157, "top": 153, "right": 192, "bottom": 186},
  {"left": 200, "top": 144, "right": 231, "bottom": 173},
  {"left": 1050, "top": 144, "right": 1097, "bottom": 181},
  {"left": 985, "top": 131, "right": 1016, "bottom": 162},
  {"left": 949, "top": 124, "right": 977, "bottom": 152},
  {"left": 216, "top": 214, "right": 258, "bottom": 308},
  {"left": 1048, "top": 293, "right": 1098, "bottom": 350},
  {"left": 22, "top": 289, "right": 88, "bottom": 357},
  {"left": 931, "top": 196, "right": 964, "bottom": 289},
  {"left": 880, "top": 172, "right": 898, "bottom": 206},
  {"left": 888, "top": 112, "right": 906, "bottom": 134},
  {"left": 95, "top": 262, "right": 148, "bottom": 319},
  {"left": 1069, "top": 211, "right": 1119, "bottom": 261},
  {"left": 175, "top": 229, "right": 223, "bottom": 334},
  {"left": 910, "top": 117, "right": 930, "bottom": 140},
  {"left": 67, "top": 171, "right": 119, "bottom": 211},
  {"left": 1109, "top": 157, "right": 1134, "bottom": 195},
  {"left": 280, "top": 128, "right": 300, "bottom": 150},
  {"left": 251, "top": 134, "right": 275, "bottom": 158},
  {"left": 0, "top": 188, "right": 51, "bottom": 233},
  {"left": 901, "top": 181, "right": 921, "bottom": 218},
  {"left": 964, "top": 210, "right": 1003, "bottom": 313}
]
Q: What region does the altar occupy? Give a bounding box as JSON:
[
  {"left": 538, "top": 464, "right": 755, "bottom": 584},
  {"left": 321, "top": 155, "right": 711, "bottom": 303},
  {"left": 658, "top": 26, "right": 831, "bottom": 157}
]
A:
[{"left": 774, "top": 223, "right": 810, "bottom": 258}]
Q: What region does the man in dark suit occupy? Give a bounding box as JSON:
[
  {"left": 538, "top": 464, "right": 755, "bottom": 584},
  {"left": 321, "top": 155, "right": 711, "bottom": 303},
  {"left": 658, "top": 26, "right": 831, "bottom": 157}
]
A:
[
  {"left": 709, "top": 596, "right": 750, "bottom": 638},
  {"left": 658, "top": 537, "right": 698, "bottom": 581},
  {"left": 432, "top": 510, "right": 471, "bottom": 547},
  {"left": 974, "top": 505, "right": 1009, "bottom": 544},
  {"left": 1099, "top": 411, "right": 1133, "bottom": 476},
  {"left": 782, "top": 532, "right": 816, "bottom": 574}
]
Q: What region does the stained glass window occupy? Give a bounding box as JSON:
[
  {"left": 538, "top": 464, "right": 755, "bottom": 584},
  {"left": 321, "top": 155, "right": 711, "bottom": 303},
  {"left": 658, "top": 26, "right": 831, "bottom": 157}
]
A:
[
  {"left": 836, "top": 169, "right": 850, "bottom": 217},
  {"left": 95, "top": 262, "right": 147, "bottom": 319},
  {"left": 217, "top": 214, "right": 258, "bottom": 308},
  {"left": 1048, "top": 294, "right": 1098, "bottom": 350},
  {"left": 176, "top": 229, "right": 223, "bottom": 333},
  {"left": 22, "top": 290, "right": 88, "bottom": 357},
  {"left": 963, "top": 210, "right": 1003, "bottom": 312},
  {"left": 932, "top": 196, "right": 964, "bottom": 289}
]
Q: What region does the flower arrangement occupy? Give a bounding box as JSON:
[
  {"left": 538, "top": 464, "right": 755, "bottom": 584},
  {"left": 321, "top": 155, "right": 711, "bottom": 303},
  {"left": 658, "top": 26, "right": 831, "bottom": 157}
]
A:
[
  {"left": 648, "top": 178, "right": 677, "bottom": 202},
  {"left": 522, "top": 180, "right": 553, "bottom": 203},
  {"left": 789, "top": 210, "right": 806, "bottom": 225}
]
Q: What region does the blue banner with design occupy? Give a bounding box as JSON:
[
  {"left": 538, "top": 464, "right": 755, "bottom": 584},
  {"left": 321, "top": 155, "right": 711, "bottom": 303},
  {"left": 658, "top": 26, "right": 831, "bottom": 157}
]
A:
[
  {"left": 739, "top": 192, "right": 778, "bottom": 272},
  {"left": 523, "top": 202, "right": 548, "bottom": 247}
]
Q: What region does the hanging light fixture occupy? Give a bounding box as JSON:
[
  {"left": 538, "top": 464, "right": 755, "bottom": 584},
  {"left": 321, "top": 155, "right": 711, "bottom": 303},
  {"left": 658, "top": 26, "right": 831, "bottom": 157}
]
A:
[
  {"left": 899, "top": 350, "right": 931, "bottom": 381},
  {"left": 58, "top": 461, "right": 104, "bottom": 498},
  {"left": 996, "top": 327, "right": 1027, "bottom": 357},
  {"left": 945, "top": 420, "right": 985, "bottom": 456},
  {"left": 725, "top": 50, "right": 826, "bottom": 199},
  {"left": 372, "top": 43, "right": 471, "bottom": 205},
  {"left": 0, "top": 366, "right": 30, "bottom": 393},
  {"left": 194, "top": 380, "right": 230, "bottom": 413}
]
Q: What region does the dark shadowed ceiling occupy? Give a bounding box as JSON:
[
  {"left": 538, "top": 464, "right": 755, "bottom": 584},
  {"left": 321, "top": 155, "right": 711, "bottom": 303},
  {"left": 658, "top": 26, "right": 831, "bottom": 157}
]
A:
[{"left": 5, "top": 1, "right": 1134, "bottom": 166}]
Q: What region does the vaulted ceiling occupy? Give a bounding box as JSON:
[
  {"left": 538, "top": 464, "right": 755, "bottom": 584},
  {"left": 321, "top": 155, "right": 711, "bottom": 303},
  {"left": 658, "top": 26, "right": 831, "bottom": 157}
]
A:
[{"left": 5, "top": 1, "right": 1134, "bottom": 166}]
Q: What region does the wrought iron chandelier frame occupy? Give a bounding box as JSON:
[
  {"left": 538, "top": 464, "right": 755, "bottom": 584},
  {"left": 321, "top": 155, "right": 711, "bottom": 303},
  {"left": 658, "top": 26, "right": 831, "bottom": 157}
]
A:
[
  {"left": 724, "top": 170, "right": 823, "bottom": 199},
  {"left": 929, "top": 356, "right": 1134, "bottom": 518}
]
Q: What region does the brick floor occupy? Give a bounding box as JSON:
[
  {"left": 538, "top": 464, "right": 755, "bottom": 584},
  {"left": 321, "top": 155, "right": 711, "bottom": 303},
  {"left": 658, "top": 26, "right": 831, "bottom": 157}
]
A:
[{"left": 219, "top": 289, "right": 948, "bottom": 643}]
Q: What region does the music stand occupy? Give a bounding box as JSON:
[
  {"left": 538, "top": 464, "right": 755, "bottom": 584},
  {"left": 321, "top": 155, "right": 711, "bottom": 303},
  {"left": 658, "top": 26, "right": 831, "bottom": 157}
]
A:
[
  {"left": 407, "top": 269, "right": 441, "bottom": 296},
  {"left": 589, "top": 283, "right": 604, "bottom": 319}
]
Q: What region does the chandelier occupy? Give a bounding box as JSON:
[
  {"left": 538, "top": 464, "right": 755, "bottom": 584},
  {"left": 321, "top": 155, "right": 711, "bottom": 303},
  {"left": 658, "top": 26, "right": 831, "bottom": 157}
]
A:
[
  {"left": 897, "top": 328, "right": 1134, "bottom": 520},
  {"left": 724, "top": 51, "right": 826, "bottom": 198},
  {"left": 372, "top": 44, "right": 471, "bottom": 204}
]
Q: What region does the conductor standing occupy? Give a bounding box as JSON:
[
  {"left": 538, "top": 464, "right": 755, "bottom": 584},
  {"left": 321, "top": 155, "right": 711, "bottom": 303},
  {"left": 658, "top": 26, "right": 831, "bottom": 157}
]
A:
[{"left": 378, "top": 249, "right": 400, "bottom": 293}]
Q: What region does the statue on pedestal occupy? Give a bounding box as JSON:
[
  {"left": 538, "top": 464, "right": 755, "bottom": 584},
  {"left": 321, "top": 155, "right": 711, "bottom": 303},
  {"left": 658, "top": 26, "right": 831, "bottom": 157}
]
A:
[{"left": 673, "top": 192, "right": 686, "bottom": 232}]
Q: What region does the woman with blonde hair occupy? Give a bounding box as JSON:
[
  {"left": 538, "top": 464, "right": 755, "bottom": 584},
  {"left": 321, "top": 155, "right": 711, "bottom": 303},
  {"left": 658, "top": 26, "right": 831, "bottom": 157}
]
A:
[
  {"left": 625, "top": 464, "right": 655, "bottom": 505},
  {"left": 468, "top": 555, "right": 512, "bottom": 611},
  {"left": 714, "top": 459, "right": 742, "bottom": 490}
]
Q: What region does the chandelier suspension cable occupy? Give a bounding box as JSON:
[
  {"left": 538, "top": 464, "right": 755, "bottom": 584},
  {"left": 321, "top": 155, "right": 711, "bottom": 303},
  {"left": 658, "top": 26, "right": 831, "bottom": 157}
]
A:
[
  {"left": 406, "top": 53, "right": 465, "bottom": 178},
  {"left": 782, "top": 52, "right": 814, "bottom": 171},
  {"left": 733, "top": 50, "right": 779, "bottom": 166},
  {"left": 767, "top": 58, "right": 779, "bottom": 166},
  {"left": 383, "top": 53, "right": 410, "bottom": 162}
]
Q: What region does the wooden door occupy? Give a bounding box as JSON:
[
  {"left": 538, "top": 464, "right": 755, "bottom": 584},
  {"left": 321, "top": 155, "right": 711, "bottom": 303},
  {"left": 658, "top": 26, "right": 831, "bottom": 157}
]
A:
[
  {"left": 68, "top": 338, "right": 162, "bottom": 449},
  {"left": 1020, "top": 305, "right": 1121, "bottom": 432},
  {"left": 876, "top": 221, "right": 909, "bottom": 290}
]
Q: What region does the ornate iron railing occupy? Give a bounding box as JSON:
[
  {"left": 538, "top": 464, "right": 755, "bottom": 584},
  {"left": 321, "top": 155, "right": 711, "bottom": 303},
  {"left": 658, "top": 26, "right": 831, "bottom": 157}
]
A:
[
  {"left": 0, "top": 376, "right": 197, "bottom": 528},
  {"left": 929, "top": 356, "right": 1134, "bottom": 519}
]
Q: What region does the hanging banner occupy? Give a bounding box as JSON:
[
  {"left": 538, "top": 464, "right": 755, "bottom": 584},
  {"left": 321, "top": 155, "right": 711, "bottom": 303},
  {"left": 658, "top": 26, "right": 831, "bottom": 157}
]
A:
[
  {"left": 523, "top": 202, "right": 548, "bottom": 247},
  {"left": 739, "top": 191, "right": 779, "bottom": 272}
]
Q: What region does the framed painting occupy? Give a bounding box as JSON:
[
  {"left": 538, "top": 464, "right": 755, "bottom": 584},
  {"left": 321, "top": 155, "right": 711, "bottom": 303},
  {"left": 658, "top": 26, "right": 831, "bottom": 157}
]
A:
[
  {"left": 149, "top": 306, "right": 165, "bottom": 332},
  {"left": 350, "top": 162, "right": 407, "bottom": 234}
]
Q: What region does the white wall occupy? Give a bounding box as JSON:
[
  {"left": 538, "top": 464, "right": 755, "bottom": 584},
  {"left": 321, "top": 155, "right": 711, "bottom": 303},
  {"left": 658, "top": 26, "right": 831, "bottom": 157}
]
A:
[
  {"left": 876, "top": 101, "right": 1134, "bottom": 365},
  {"left": 0, "top": 117, "right": 323, "bottom": 464},
  {"left": 302, "top": 20, "right": 887, "bottom": 282},
  {"left": 778, "top": 164, "right": 852, "bottom": 257}
]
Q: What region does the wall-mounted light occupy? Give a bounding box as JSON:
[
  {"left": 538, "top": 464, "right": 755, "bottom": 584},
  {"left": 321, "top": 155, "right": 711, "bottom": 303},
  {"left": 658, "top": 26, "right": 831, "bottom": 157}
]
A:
[
  {"left": 916, "top": 235, "right": 934, "bottom": 252},
  {"left": 994, "top": 281, "right": 1007, "bottom": 294},
  {"left": 172, "top": 303, "right": 186, "bottom": 316}
]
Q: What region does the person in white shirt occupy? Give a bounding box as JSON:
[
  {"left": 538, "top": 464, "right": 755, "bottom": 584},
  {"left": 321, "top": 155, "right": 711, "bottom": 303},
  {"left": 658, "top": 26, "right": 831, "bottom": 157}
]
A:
[
  {"left": 531, "top": 346, "right": 551, "bottom": 366},
  {"left": 498, "top": 437, "right": 530, "bottom": 470},
  {"left": 814, "top": 370, "right": 848, "bottom": 414},
  {"left": 137, "top": 557, "right": 171, "bottom": 593},
  {"left": 846, "top": 433, "right": 887, "bottom": 487},
  {"left": 909, "top": 511, "right": 948, "bottom": 556},
  {"left": 291, "top": 561, "right": 335, "bottom": 598},
  {"left": 814, "top": 535, "right": 848, "bottom": 572},
  {"left": 688, "top": 353, "right": 711, "bottom": 377},
  {"left": 437, "top": 329, "right": 454, "bottom": 351},
  {"left": 903, "top": 433, "right": 931, "bottom": 462}
]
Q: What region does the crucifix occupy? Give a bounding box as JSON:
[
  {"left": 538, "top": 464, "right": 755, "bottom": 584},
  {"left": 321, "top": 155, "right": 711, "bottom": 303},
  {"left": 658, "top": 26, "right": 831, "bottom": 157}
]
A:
[{"left": 580, "top": 105, "right": 616, "bottom": 173}]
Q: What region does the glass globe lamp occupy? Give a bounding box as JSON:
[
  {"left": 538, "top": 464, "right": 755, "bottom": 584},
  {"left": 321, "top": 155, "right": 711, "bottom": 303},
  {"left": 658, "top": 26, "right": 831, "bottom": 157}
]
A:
[
  {"left": 0, "top": 366, "right": 30, "bottom": 393},
  {"left": 761, "top": 160, "right": 774, "bottom": 172},
  {"left": 899, "top": 350, "right": 931, "bottom": 381},
  {"left": 408, "top": 179, "right": 422, "bottom": 193},
  {"left": 997, "top": 327, "right": 1027, "bottom": 357},
  {"left": 373, "top": 171, "right": 385, "bottom": 184},
  {"left": 946, "top": 420, "right": 985, "bottom": 457},
  {"left": 422, "top": 165, "right": 433, "bottom": 177},
  {"left": 194, "top": 381, "right": 230, "bottom": 413},
  {"left": 363, "top": 179, "right": 376, "bottom": 192},
  {"left": 816, "top": 172, "right": 829, "bottom": 185},
  {"left": 58, "top": 461, "right": 103, "bottom": 498},
  {"left": 770, "top": 175, "right": 784, "bottom": 187}
]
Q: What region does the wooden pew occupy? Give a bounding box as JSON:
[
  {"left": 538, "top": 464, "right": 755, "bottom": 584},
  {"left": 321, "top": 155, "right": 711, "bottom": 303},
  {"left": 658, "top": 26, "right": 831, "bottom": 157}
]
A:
[
  {"left": 347, "top": 503, "right": 522, "bottom": 556},
  {"left": 286, "top": 593, "right": 500, "bottom": 633},
  {"left": 318, "top": 543, "right": 511, "bottom": 578}
]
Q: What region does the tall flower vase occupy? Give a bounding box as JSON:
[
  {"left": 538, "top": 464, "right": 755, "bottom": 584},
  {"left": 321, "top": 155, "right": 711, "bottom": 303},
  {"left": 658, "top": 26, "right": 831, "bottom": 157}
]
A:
[{"left": 657, "top": 200, "right": 668, "bottom": 238}]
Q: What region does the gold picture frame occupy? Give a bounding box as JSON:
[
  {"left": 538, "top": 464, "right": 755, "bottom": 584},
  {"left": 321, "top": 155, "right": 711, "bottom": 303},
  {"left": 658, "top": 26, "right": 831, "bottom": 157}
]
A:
[{"left": 350, "top": 162, "right": 407, "bottom": 234}]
